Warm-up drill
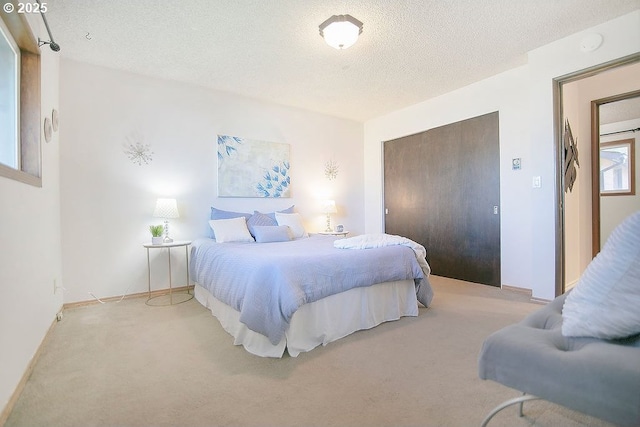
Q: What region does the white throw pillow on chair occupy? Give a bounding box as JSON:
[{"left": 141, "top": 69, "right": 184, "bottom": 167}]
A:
[{"left": 562, "top": 210, "right": 640, "bottom": 339}]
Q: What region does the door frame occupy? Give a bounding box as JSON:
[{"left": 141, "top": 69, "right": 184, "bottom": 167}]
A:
[
  {"left": 553, "top": 52, "right": 640, "bottom": 296},
  {"left": 590, "top": 89, "right": 640, "bottom": 256}
]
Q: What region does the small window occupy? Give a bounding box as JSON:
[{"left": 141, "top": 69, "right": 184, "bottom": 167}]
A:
[
  {"left": 0, "top": 19, "right": 19, "bottom": 169},
  {"left": 0, "top": 12, "right": 41, "bottom": 187},
  {"left": 600, "top": 139, "right": 635, "bottom": 196}
]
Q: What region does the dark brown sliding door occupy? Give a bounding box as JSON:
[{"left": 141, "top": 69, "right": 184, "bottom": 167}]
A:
[{"left": 383, "top": 112, "right": 501, "bottom": 286}]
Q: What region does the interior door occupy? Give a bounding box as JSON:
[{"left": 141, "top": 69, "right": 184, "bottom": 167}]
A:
[{"left": 383, "top": 112, "right": 501, "bottom": 286}]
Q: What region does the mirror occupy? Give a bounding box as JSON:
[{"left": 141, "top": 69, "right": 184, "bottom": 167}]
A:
[{"left": 598, "top": 95, "right": 640, "bottom": 248}]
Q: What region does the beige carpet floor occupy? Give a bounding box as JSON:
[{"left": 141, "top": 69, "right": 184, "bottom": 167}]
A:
[{"left": 5, "top": 276, "right": 614, "bottom": 427}]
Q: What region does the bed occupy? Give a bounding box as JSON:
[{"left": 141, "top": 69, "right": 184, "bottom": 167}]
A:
[{"left": 189, "top": 232, "right": 433, "bottom": 357}]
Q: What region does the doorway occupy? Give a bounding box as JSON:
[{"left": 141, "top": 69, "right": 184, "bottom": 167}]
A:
[
  {"left": 591, "top": 91, "right": 640, "bottom": 253},
  {"left": 556, "top": 54, "right": 640, "bottom": 295}
]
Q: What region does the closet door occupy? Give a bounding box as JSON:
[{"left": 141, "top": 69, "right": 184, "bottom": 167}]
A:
[{"left": 383, "top": 112, "right": 501, "bottom": 286}]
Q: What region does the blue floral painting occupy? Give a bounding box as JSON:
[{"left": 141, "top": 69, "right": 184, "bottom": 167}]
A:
[{"left": 217, "top": 135, "right": 291, "bottom": 198}]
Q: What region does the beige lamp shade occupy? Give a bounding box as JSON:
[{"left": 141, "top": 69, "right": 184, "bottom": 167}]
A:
[
  {"left": 322, "top": 200, "right": 337, "bottom": 214},
  {"left": 153, "top": 198, "right": 179, "bottom": 243},
  {"left": 153, "top": 198, "right": 179, "bottom": 218}
]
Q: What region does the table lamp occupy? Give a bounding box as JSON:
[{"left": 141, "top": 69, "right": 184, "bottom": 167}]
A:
[
  {"left": 153, "top": 198, "right": 179, "bottom": 243},
  {"left": 322, "top": 200, "right": 337, "bottom": 232}
]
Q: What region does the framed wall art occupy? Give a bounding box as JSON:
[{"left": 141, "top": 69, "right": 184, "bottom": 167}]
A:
[{"left": 217, "top": 135, "right": 291, "bottom": 198}]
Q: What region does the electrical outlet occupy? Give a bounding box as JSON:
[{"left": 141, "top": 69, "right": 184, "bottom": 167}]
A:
[{"left": 53, "top": 279, "right": 57, "bottom": 294}]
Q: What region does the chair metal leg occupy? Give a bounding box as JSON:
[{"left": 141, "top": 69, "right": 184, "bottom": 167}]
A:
[{"left": 480, "top": 394, "right": 541, "bottom": 427}]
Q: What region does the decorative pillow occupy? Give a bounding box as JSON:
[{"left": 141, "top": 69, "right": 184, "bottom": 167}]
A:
[
  {"left": 208, "top": 217, "right": 254, "bottom": 243},
  {"left": 266, "top": 205, "right": 295, "bottom": 221},
  {"left": 562, "top": 211, "right": 640, "bottom": 339},
  {"left": 275, "top": 212, "right": 308, "bottom": 239},
  {"left": 210, "top": 207, "right": 252, "bottom": 240},
  {"left": 246, "top": 211, "right": 277, "bottom": 237},
  {"left": 210, "top": 207, "right": 251, "bottom": 221},
  {"left": 252, "top": 225, "right": 292, "bottom": 243}
]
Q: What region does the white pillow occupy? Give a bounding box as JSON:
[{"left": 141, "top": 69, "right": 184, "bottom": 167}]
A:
[
  {"left": 208, "top": 217, "right": 254, "bottom": 243},
  {"left": 275, "top": 212, "right": 308, "bottom": 239},
  {"left": 562, "top": 211, "right": 640, "bottom": 339}
]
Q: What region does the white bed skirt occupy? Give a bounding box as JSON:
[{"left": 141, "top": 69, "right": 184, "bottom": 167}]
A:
[{"left": 194, "top": 280, "right": 418, "bottom": 357}]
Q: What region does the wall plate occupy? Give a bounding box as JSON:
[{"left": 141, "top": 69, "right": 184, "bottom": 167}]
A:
[{"left": 512, "top": 158, "right": 521, "bottom": 170}]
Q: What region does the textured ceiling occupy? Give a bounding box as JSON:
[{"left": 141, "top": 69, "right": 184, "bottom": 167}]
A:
[
  {"left": 600, "top": 95, "right": 640, "bottom": 125},
  {"left": 45, "top": 0, "right": 640, "bottom": 122}
]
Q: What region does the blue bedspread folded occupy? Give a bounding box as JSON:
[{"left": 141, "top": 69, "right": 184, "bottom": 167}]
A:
[{"left": 190, "top": 235, "right": 432, "bottom": 344}]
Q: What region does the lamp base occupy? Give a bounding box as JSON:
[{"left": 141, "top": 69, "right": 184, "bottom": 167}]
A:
[
  {"left": 163, "top": 220, "right": 173, "bottom": 243},
  {"left": 325, "top": 214, "right": 332, "bottom": 232}
]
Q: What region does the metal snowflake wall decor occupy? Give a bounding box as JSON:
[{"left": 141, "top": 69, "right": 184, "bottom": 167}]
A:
[
  {"left": 123, "top": 132, "right": 153, "bottom": 166},
  {"left": 324, "top": 159, "right": 339, "bottom": 180}
]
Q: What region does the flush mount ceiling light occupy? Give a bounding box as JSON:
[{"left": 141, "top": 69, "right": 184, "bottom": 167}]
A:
[{"left": 319, "top": 14, "right": 363, "bottom": 50}]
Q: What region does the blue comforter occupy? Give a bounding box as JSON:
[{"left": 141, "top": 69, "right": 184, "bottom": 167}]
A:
[{"left": 190, "top": 235, "right": 431, "bottom": 344}]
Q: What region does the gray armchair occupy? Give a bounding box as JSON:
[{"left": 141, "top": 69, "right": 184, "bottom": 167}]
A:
[{"left": 478, "top": 292, "right": 640, "bottom": 426}]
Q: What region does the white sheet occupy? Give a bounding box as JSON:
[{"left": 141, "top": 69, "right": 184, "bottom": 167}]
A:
[{"left": 194, "top": 279, "right": 418, "bottom": 357}]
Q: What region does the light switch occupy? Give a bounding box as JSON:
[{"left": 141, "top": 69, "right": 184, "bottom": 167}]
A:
[{"left": 532, "top": 176, "right": 541, "bottom": 188}]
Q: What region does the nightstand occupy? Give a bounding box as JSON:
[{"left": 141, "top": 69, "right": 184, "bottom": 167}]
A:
[
  {"left": 317, "top": 230, "right": 350, "bottom": 237},
  {"left": 143, "top": 240, "right": 193, "bottom": 306}
]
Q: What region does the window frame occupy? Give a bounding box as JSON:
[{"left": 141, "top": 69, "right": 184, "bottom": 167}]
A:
[
  {"left": 0, "top": 18, "right": 20, "bottom": 169},
  {"left": 0, "top": 9, "right": 42, "bottom": 187},
  {"left": 600, "top": 138, "right": 636, "bottom": 196}
]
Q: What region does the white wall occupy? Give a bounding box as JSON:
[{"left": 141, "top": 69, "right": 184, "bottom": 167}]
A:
[
  {"left": 364, "top": 10, "right": 640, "bottom": 300},
  {"left": 59, "top": 60, "right": 364, "bottom": 303},
  {"left": 0, "top": 15, "right": 61, "bottom": 417},
  {"left": 364, "top": 66, "right": 534, "bottom": 292}
]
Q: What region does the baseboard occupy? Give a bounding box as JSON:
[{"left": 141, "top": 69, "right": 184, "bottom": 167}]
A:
[
  {"left": 501, "top": 284, "right": 549, "bottom": 305},
  {"left": 529, "top": 296, "right": 552, "bottom": 305},
  {"left": 564, "top": 278, "right": 579, "bottom": 291},
  {"left": 501, "top": 284, "right": 532, "bottom": 296},
  {"left": 0, "top": 315, "right": 59, "bottom": 427},
  {"left": 63, "top": 285, "right": 193, "bottom": 309}
]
